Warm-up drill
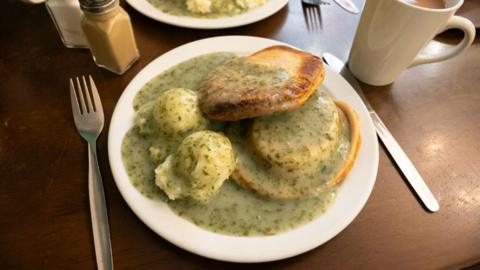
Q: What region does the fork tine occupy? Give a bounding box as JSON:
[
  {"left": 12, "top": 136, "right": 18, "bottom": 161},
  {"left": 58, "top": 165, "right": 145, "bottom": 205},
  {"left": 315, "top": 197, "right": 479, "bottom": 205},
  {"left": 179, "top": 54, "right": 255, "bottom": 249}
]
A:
[
  {"left": 310, "top": 8, "right": 317, "bottom": 30},
  {"left": 88, "top": 75, "right": 104, "bottom": 117},
  {"left": 306, "top": 8, "right": 312, "bottom": 30},
  {"left": 82, "top": 76, "right": 94, "bottom": 113},
  {"left": 303, "top": 5, "right": 313, "bottom": 31},
  {"left": 70, "top": 78, "right": 82, "bottom": 117},
  {"left": 302, "top": 5, "right": 309, "bottom": 30},
  {"left": 315, "top": 6, "right": 323, "bottom": 29},
  {"left": 76, "top": 77, "right": 88, "bottom": 114}
]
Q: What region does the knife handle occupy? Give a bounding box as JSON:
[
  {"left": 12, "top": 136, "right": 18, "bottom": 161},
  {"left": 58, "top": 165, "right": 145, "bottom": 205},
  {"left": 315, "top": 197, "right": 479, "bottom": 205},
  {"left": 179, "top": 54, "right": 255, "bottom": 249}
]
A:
[{"left": 370, "top": 111, "right": 439, "bottom": 212}]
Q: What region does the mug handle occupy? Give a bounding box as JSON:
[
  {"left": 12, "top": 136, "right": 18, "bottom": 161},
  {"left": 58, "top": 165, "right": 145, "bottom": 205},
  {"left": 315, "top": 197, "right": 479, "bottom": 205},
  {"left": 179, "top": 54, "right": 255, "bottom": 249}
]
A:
[{"left": 410, "top": 16, "right": 476, "bottom": 67}]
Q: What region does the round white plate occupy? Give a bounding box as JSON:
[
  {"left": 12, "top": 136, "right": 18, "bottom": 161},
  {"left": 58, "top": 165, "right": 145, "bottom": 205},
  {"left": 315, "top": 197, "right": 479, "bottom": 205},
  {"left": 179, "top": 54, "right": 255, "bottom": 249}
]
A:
[
  {"left": 125, "top": 0, "right": 288, "bottom": 29},
  {"left": 108, "top": 36, "right": 379, "bottom": 263}
]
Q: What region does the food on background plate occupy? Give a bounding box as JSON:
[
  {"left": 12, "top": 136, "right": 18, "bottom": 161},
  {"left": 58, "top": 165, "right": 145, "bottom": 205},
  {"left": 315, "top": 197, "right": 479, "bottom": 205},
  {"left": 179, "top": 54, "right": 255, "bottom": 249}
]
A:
[
  {"left": 198, "top": 45, "right": 325, "bottom": 121},
  {"left": 147, "top": 0, "right": 267, "bottom": 18},
  {"left": 121, "top": 46, "right": 361, "bottom": 236}
]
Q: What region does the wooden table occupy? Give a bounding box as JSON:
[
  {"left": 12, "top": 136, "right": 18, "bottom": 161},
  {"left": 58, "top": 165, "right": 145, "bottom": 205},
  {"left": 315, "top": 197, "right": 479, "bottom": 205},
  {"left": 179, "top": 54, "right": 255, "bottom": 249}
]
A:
[{"left": 1, "top": 0, "right": 479, "bottom": 269}]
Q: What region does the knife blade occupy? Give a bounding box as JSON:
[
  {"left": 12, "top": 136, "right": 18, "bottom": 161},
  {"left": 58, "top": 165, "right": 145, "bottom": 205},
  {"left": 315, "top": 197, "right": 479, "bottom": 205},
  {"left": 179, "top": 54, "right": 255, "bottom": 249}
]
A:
[
  {"left": 333, "top": 0, "right": 359, "bottom": 14},
  {"left": 322, "top": 52, "right": 440, "bottom": 212}
]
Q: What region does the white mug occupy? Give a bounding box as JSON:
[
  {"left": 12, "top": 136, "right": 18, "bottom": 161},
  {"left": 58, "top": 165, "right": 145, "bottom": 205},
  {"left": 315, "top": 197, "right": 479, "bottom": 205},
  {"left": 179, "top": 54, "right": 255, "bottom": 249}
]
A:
[{"left": 348, "top": 0, "right": 476, "bottom": 86}]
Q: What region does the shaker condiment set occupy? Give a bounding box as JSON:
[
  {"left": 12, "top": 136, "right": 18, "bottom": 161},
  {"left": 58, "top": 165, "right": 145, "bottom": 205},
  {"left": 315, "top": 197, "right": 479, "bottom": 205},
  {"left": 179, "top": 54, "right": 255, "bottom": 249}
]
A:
[
  {"left": 31, "top": 0, "right": 139, "bottom": 74},
  {"left": 80, "top": 0, "right": 139, "bottom": 74}
]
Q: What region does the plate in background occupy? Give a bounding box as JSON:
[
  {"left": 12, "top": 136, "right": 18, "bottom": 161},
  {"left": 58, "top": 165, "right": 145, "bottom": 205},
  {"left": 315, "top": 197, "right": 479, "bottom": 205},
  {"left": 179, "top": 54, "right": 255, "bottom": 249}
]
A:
[{"left": 125, "top": 0, "right": 288, "bottom": 29}]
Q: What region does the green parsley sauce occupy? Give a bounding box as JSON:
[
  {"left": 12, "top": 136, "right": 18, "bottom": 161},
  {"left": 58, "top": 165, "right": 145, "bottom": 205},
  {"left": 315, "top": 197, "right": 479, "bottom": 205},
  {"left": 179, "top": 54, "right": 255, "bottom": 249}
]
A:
[{"left": 121, "top": 52, "right": 349, "bottom": 236}]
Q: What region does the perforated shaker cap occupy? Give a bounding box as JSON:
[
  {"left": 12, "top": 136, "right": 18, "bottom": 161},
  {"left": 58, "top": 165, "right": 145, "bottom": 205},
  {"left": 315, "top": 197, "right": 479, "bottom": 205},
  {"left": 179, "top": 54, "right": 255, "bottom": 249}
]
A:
[{"left": 79, "top": 0, "right": 117, "bottom": 13}]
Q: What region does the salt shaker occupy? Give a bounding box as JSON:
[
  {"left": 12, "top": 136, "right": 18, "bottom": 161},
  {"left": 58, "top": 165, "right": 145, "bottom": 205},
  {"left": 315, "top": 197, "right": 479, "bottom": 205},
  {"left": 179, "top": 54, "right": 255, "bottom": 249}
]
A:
[
  {"left": 79, "top": 0, "right": 140, "bottom": 75},
  {"left": 46, "top": 0, "right": 89, "bottom": 48}
]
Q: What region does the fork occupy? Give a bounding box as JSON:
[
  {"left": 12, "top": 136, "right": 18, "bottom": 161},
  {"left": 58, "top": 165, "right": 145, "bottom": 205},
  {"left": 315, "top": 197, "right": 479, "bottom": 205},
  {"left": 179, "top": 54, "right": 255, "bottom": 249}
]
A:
[
  {"left": 70, "top": 76, "right": 113, "bottom": 270},
  {"left": 302, "top": 0, "right": 328, "bottom": 30}
]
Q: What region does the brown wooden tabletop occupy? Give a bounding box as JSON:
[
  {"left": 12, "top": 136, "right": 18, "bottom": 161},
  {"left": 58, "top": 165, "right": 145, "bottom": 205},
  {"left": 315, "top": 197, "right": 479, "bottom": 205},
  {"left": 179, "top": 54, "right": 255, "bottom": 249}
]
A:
[{"left": 1, "top": 0, "right": 480, "bottom": 269}]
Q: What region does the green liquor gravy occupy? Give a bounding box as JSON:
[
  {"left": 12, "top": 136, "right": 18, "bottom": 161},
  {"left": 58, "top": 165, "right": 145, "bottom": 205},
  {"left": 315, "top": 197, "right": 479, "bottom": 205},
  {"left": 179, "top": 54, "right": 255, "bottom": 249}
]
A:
[{"left": 121, "top": 52, "right": 349, "bottom": 236}]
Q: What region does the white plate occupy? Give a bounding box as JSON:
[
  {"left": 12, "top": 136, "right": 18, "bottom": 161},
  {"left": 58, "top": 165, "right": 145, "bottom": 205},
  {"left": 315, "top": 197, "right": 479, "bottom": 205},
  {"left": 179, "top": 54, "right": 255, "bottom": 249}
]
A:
[
  {"left": 125, "top": 0, "right": 288, "bottom": 29},
  {"left": 108, "top": 36, "right": 379, "bottom": 263}
]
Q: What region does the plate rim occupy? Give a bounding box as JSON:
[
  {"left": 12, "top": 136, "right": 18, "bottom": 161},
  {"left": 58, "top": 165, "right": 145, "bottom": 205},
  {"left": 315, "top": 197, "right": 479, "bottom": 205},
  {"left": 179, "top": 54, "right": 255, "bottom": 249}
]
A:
[
  {"left": 108, "top": 35, "right": 379, "bottom": 263},
  {"left": 125, "top": 0, "right": 289, "bottom": 29}
]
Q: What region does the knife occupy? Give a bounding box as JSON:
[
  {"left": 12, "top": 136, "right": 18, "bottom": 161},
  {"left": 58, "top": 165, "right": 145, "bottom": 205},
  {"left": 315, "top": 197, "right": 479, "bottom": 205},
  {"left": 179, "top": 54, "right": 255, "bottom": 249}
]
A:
[
  {"left": 322, "top": 52, "right": 440, "bottom": 212},
  {"left": 333, "top": 0, "right": 359, "bottom": 14}
]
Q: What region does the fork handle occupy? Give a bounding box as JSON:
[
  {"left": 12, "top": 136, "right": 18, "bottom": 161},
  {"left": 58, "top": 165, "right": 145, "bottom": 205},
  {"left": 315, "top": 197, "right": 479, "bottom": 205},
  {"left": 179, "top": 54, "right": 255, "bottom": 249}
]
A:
[{"left": 88, "top": 141, "right": 114, "bottom": 270}]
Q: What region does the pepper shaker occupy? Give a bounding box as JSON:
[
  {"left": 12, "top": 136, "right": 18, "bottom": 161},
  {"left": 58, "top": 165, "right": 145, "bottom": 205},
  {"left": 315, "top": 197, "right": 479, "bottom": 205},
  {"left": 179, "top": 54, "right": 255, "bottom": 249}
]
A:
[{"left": 79, "top": 0, "right": 140, "bottom": 74}]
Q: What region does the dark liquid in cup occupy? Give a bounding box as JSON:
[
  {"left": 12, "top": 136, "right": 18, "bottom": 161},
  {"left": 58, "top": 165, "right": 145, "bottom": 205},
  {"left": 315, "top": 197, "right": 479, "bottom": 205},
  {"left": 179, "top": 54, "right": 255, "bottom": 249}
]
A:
[{"left": 400, "top": 0, "right": 447, "bottom": 9}]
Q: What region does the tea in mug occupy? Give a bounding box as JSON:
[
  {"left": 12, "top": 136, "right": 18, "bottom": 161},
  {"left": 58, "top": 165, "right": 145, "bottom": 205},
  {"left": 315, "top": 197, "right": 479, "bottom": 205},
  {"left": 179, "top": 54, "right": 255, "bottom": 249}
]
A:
[{"left": 400, "top": 0, "right": 447, "bottom": 9}]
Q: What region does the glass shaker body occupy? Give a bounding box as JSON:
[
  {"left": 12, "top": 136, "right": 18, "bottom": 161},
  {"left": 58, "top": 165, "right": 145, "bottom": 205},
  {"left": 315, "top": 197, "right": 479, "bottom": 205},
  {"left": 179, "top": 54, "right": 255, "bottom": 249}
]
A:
[
  {"left": 45, "top": 0, "right": 89, "bottom": 48},
  {"left": 81, "top": 5, "right": 139, "bottom": 74}
]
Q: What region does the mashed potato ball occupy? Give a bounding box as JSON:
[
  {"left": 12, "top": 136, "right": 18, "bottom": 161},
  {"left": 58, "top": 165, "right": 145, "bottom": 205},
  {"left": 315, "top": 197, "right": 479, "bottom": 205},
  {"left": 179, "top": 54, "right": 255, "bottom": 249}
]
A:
[
  {"left": 153, "top": 88, "right": 206, "bottom": 134},
  {"left": 155, "top": 130, "right": 236, "bottom": 202}
]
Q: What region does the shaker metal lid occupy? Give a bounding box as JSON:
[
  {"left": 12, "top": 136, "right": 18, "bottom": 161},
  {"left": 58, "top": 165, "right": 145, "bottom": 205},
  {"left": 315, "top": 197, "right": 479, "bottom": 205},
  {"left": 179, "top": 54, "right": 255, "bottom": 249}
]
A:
[{"left": 79, "top": 0, "right": 117, "bottom": 13}]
